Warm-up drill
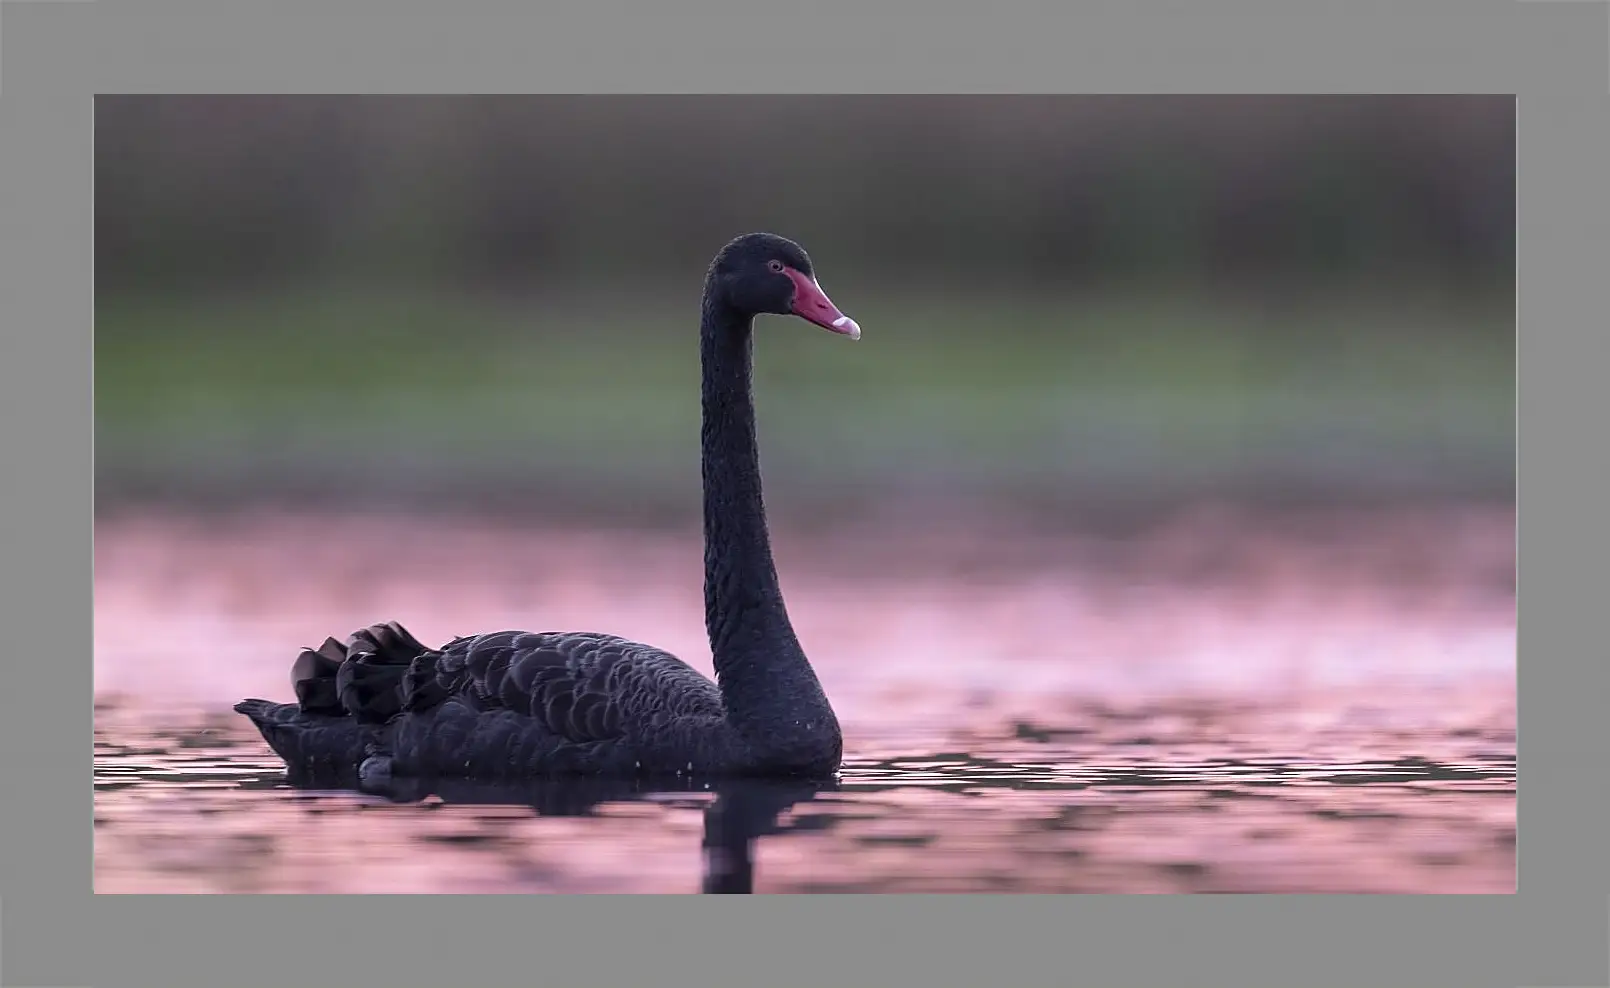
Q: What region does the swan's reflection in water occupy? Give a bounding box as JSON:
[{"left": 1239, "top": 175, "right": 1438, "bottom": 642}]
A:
[
  {"left": 95, "top": 718, "right": 1516, "bottom": 894},
  {"left": 695, "top": 780, "right": 831, "bottom": 894},
  {"left": 279, "top": 767, "right": 832, "bottom": 894}
]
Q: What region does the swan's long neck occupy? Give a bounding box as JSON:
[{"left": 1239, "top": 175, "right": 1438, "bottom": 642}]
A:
[{"left": 700, "top": 297, "right": 831, "bottom": 734}]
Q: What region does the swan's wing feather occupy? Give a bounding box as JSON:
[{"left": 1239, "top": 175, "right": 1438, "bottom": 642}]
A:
[
  {"left": 407, "top": 630, "right": 723, "bottom": 743},
  {"left": 285, "top": 620, "right": 442, "bottom": 723}
]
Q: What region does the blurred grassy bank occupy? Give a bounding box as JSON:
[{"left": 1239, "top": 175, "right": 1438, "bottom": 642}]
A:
[{"left": 95, "top": 285, "right": 1514, "bottom": 525}]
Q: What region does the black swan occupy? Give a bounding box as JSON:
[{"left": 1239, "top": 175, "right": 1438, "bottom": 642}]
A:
[{"left": 235, "top": 232, "right": 857, "bottom": 781}]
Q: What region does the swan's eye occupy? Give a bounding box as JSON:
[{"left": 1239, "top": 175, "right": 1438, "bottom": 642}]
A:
[{"left": 767, "top": 260, "right": 785, "bottom": 274}]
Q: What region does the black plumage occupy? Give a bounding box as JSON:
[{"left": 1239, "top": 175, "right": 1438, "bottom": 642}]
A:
[{"left": 235, "top": 233, "right": 856, "bottom": 779}]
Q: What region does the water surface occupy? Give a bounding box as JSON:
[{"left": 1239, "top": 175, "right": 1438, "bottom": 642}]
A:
[{"left": 94, "top": 506, "right": 1516, "bottom": 893}]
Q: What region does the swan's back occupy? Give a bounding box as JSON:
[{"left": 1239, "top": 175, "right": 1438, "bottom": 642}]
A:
[
  {"left": 236, "top": 621, "right": 733, "bottom": 778},
  {"left": 411, "top": 629, "right": 726, "bottom": 730}
]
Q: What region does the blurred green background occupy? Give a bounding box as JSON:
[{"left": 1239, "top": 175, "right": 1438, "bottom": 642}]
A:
[{"left": 94, "top": 96, "right": 1514, "bottom": 527}]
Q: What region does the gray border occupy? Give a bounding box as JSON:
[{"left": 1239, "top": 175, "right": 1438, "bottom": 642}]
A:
[{"left": 3, "top": 2, "right": 1591, "bottom": 988}]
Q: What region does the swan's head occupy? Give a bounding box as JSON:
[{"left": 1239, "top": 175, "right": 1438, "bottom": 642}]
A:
[{"left": 710, "top": 232, "right": 861, "bottom": 341}]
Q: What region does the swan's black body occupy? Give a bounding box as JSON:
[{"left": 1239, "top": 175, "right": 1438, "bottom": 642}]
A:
[{"left": 235, "top": 233, "right": 854, "bottom": 780}]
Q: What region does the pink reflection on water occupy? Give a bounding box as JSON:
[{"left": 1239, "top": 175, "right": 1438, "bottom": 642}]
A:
[{"left": 93, "top": 504, "right": 1515, "bottom": 893}]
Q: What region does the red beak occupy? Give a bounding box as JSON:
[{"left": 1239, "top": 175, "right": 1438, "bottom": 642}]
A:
[{"left": 782, "top": 267, "right": 861, "bottom": 340}]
